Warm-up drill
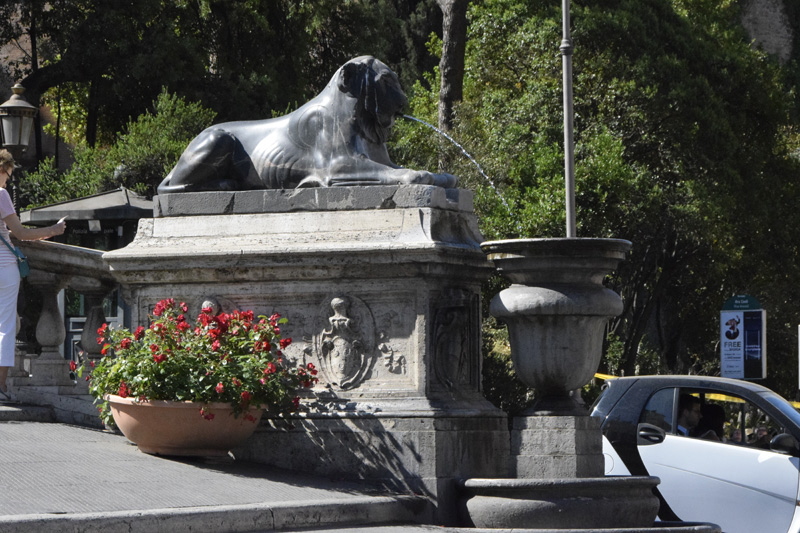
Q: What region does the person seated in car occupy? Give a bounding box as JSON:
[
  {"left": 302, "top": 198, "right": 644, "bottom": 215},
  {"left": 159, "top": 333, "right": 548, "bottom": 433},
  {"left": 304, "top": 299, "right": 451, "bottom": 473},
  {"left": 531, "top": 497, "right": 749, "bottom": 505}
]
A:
[
  {"left": 693, "top": 403, "right": 725, "bottom": 441},
  {"left": 677, "top": 393, "right": 702, "bottom": 436},
  {"left": 750, "top": 425, "right": 773, "bottom": 449}
]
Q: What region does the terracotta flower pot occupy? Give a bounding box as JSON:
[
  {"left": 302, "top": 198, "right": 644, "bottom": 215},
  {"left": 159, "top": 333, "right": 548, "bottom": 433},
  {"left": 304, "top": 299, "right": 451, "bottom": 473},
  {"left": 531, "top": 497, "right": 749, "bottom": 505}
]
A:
[{"left": 106, "top": 394, "right": 263, "bottom": 456}]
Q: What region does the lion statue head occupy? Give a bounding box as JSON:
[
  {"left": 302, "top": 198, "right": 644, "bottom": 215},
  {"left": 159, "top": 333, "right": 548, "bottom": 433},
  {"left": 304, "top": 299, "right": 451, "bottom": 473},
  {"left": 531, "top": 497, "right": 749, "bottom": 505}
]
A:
[{"left": 336, "top": 56, "right": 408, "bottom": 146}]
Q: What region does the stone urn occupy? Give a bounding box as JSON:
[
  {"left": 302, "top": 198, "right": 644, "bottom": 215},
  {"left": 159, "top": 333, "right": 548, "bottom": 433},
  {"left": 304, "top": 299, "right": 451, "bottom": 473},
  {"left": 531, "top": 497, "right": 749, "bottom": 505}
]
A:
[
  {"left": 106, "top": 394, "right": 263, "bottom": 456},
  {"left": 481, "top": 238, "right": 631, "bottom": 415}
]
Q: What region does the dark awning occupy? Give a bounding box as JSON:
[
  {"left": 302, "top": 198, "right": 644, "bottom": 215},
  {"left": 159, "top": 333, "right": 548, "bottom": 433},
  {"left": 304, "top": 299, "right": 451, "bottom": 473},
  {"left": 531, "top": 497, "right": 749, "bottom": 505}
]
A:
[{"left": 20, "top": 187, "right": 153, "bottom": 226}]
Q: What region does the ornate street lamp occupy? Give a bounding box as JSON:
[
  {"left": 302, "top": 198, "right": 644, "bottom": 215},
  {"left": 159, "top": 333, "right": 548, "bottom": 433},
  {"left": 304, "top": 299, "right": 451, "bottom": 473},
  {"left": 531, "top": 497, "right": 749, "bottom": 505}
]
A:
[{"left": 0, "top": 84, "right": 37, "bottom": 161}]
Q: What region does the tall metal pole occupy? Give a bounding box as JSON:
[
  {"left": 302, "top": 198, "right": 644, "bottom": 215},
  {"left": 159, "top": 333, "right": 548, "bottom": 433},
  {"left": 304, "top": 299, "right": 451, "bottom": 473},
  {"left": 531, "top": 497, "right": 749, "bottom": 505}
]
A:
[{"left": 561, "top": 0, "right": 576, "bottom": 238}]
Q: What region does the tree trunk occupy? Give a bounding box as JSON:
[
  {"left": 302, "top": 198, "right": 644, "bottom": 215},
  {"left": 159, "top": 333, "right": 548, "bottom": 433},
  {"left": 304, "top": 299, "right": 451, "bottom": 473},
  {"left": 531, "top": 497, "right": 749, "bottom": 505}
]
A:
[
  {"left": 29, "top": 2, "right": 42, "bottom": 167},
  {"left": 86, "top": 79, "right": 98, "bottom": 147},
  {"left": 436, "top": 0, "right": 468, "bottom": 131}
]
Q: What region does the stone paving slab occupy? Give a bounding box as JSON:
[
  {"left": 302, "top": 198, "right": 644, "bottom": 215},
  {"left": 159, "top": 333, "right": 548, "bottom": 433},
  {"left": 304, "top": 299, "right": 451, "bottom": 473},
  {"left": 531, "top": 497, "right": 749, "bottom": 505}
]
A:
[{"left": 0, "top": 422, "right": 428, "bottom": 532}]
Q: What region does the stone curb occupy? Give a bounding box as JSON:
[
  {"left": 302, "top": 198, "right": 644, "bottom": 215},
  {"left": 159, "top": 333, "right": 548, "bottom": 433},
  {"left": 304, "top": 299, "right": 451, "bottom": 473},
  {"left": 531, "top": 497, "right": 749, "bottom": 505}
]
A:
[{"left": 0, "top": 495, "right": 430, "bottom": 533}]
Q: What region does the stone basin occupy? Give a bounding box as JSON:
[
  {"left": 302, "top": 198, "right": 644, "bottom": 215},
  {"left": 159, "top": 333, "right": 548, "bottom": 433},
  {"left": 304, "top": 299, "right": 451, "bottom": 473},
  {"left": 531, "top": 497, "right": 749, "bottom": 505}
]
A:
[{"left": 457, "top": 476, "right": 664, "bottom": 530}]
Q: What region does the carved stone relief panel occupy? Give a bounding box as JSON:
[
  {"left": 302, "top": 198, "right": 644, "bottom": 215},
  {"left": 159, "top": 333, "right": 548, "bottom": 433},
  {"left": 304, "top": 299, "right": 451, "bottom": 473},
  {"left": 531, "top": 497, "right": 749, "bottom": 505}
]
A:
[
  {"left": 315, "top": 295, "right": 376, "bottom": 390},
  {"left": 431, "top": 288, "right": 480, "bottom": 392},
  {"left": 308, "top": 291, "right": 416, "bottom": 393}
]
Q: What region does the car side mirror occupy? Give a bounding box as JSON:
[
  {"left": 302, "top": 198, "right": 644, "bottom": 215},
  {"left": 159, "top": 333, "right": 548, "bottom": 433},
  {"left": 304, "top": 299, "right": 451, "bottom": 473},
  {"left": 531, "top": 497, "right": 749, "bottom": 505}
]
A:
[
  {"left": 637, "top": 423, "right": 666, "bottom": 446},
  {"left": 770, "top": 433, "right": 800, "bottom": 456}
]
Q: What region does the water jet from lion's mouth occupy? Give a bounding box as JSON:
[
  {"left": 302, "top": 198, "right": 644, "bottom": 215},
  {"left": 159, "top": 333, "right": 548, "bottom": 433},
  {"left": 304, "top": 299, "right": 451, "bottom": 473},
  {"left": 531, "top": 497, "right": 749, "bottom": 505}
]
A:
[{"left": 402, "top": 115, "right": 522, "bottom": 235}]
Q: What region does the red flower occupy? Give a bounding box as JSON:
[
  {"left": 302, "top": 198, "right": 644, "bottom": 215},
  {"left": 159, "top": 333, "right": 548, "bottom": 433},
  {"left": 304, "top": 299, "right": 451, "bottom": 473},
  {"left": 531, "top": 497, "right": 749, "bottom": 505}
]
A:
[
  {"left": 120, "top": 337, "right": 132, "bottom": 349},
  {"left": 232, "top": 378, "right": 242, "bottom": 387},
  {"left": 96, "top": 323, "right": 108, "bottom": 336},
  {"left": 215, "top": 382, "right": 224, "bottom": 394},
  {"left": 240, "top": 390, "right": 252, "bottom": 403},
  {"left": 292, "top": 396, "right": 300, "bottom": 409},
  {"left": 264, "top": 362, "right": 277, "bottom": 375},
  {"left": 150, "top": 344, "right": 159, "bottom": 353},
  {"left": 152, "top": 353, "right": 167, "bottom": 364},
  {"left": 117, "top": 382, "right": 130, "bottom": 398},
  {"left": 133, "top": 326, "right": 145, "bottom": 340},
  {"left": 279, "top": 337, "right": 292, "bottom": 349},
  {"left": 180, "top": 302, "right": 189, "bottom": 313},
  {"left": 101, "top": 344, "right": 110, "bottom": 356},
  {"left": 199, "top": 311, "right": 214, "bottom": 326},
  {"left": 200, "top": 407, "right": 215, "bottom": 420},
  {"left": 307, "top": 363, "right": 318, "bottom": 376},
  {"left": 152, "top": 298, "right": 175, "bottom": 317},
  {"left": 69, "top": 360, "right": 77, "bottom": 371}
]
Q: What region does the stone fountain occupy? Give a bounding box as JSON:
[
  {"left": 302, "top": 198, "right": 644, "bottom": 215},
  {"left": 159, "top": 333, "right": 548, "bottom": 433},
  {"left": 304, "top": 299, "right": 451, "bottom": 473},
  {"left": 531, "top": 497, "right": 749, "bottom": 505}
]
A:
[
  {"left": 450, "top": 1, "right": 710, "bottom": 527},
  {"left": 98, "top": 55, "right": 719, "bottom": 530},
  {"left": 452, "top": 237, "right": 663, "bottom": 530}
]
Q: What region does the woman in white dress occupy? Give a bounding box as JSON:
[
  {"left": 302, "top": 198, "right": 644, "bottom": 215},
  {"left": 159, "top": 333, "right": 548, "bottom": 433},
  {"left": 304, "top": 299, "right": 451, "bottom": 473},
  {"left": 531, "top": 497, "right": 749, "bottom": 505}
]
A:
[{"left": 0, "top": 149, "right": 65, "bottom": 401}]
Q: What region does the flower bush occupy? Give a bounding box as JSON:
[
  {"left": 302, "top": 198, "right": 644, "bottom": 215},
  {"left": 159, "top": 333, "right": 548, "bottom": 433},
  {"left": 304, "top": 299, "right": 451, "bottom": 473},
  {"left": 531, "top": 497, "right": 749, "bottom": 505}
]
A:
[{"left": 80, "top": 298, "right": 317, "bottom": 426}]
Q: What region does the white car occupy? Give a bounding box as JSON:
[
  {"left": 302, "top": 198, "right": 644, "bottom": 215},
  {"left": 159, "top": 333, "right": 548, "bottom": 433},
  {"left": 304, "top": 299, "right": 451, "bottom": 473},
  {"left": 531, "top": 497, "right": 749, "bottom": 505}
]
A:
[{"left": 590, "top": 375, "right": 800, "bottom": 533}]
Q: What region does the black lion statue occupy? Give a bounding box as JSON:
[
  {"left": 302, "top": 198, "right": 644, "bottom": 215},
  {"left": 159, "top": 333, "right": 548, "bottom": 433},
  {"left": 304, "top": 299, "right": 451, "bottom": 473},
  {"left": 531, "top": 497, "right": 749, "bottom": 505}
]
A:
[{"left": 157, "top": 56, "right": 457, "bottom": 193}]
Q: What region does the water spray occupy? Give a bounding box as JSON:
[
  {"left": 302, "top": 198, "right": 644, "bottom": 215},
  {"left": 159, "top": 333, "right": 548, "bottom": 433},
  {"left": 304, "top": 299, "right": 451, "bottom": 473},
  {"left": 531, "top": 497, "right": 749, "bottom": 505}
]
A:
[{"left": 401, "top": 115, "right": 522, "bottom": 235}]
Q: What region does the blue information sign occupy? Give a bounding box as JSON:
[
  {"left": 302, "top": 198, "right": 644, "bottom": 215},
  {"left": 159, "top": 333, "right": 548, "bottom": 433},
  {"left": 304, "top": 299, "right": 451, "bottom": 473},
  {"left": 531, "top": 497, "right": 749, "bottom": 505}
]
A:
[{"left": 720, "top": 295, "right": 766, "bottom": 380}]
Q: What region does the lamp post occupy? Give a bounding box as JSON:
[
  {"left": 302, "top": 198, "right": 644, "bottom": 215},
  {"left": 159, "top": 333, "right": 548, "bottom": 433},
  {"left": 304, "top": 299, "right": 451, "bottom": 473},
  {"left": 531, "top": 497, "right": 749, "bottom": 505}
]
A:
[
  {"left": 561, "top": 0, "right": 576, "bottom": 238},
  {"left": 0, "top": 84, "right": 38, "bottom": 162}
]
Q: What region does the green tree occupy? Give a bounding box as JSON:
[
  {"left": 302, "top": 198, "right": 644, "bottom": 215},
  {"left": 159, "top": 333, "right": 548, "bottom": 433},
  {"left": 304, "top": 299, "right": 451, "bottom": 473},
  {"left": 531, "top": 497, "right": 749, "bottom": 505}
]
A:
[
  {"left": 21, "top": 90, "right": 215, "bottom": 206},
  {"left": 1, "top": 0, "right": 444, "bottom": 150},
  {"left": 394, "top": 0, "right": 800, "bottom": 401}
]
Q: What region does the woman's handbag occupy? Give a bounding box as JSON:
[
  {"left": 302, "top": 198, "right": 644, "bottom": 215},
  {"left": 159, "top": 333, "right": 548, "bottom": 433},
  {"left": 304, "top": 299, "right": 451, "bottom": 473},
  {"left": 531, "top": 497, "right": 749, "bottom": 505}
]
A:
[{"left": 0, "top": 235, "right": 29, "bottom": 278}]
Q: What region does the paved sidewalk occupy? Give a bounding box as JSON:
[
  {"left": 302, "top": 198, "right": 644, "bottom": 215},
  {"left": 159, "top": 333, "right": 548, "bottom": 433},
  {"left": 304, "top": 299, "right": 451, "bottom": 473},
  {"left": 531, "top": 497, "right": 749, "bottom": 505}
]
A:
[
  {"left": 0, "top": 417, "right": 432, "bottom": 533},
  {"left": 0, "top": 408, "right": 720, "bottom": 533}
]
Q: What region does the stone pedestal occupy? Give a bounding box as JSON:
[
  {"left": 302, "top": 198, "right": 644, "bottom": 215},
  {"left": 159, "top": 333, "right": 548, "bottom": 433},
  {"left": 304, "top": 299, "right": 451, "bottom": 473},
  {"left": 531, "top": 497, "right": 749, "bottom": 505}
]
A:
[
  {"left": 103, "top": 185, "right": 510, "bottom": 524},
  {"left": 511, "top": 415, "right": 604, "bottom": 478}
]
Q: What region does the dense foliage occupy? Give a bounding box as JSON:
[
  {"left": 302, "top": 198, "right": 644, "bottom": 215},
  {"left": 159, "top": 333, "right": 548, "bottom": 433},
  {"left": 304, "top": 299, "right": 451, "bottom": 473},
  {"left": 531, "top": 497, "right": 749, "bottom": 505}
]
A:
[
  {"left": 1, "top": 0, "right": 442, "bottom": 146},
  {"left": 395, "top": 0, "right": 800, "bottom": 402},
  {"left": 21, "top": 90, "right": 216, "bottom": 204}
]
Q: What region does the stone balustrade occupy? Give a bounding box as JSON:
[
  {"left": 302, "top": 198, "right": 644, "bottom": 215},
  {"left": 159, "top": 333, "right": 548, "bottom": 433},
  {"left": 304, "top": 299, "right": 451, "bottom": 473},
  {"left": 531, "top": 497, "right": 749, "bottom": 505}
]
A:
[{"left": 10, "top": 239, "right": 115, "bottom": 419}]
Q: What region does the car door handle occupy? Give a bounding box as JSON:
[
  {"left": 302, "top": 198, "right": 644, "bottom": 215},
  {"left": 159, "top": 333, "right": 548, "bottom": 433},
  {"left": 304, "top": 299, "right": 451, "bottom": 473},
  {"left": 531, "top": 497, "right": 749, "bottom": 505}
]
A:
[{"left": 637, "top": 423, "right": 666, "bottom": 445}]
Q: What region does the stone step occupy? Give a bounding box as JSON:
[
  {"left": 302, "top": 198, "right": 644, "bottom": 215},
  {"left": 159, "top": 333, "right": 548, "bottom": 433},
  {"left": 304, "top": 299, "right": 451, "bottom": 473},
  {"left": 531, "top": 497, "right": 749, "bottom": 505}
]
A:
[{"left": 0, "top": 403, "right": 55, "bottom": 422}]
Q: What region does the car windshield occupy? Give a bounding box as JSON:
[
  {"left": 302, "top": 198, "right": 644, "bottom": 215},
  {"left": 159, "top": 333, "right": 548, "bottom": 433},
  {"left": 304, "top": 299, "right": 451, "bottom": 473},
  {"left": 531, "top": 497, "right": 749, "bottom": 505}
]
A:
[{"left": 761, "top": 391, "right": 800, "bottom": 429}]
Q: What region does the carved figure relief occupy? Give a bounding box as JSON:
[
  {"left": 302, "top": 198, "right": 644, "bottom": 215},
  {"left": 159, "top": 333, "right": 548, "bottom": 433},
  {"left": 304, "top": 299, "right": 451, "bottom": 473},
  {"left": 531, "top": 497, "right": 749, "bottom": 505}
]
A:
[
  {"left": 316, "top": 296, "right": 376, "bottom": 390},
  {"left": 379, "top": 338, "right": 406, "bottom": 375},
  {"left": 432, "top": 290, "right": 479, "bottom": 391}
]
